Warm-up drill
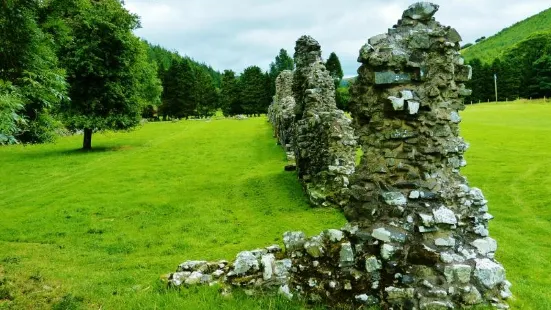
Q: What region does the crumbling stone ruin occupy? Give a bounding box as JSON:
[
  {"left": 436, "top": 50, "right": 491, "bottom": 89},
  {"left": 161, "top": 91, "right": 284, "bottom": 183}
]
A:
[
  {"left": 269, "top": 36, "right": 357, "bottom": 208},
  {"left": 166, "top": 3, "right": 510, "bottom": 309},
  {"left": 268, "top": 70, "right": 296, "bottom": 162},
  {"left": 285, "top": 36, "right": 357, "bottom": 207}
]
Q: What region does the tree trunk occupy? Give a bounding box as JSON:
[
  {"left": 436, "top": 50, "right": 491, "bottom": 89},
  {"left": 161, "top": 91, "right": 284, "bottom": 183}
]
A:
[{"left": 83, "top": 128, "right": 92, "bottom": 150}]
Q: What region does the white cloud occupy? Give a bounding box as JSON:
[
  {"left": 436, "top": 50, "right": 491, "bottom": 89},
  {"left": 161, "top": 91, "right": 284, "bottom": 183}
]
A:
[{"left": 125, "top": 0, "right": 551, "bottom": 76}]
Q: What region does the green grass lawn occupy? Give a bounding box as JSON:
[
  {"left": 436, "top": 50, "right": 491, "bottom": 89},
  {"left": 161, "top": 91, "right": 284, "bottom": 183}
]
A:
[
  {"left": 0, "top": 117, "right": 345, "bottom": 309},
  {"left": 461, "top": 100, "right": 551, "bottom": 310},
  {"left": 1, "top": 100, "right": 550, "bottom": 309}
]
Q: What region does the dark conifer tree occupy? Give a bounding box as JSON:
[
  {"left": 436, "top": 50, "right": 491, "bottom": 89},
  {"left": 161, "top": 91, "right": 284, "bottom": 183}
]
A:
[
  {"left": 268, "top": 49, "right": 295, "bottom": 98},
  {"left": 325, "top": 52, "right": 344, "bottom": 84},
  {"left": 240, "top": 66, "right": 270, "bottom": 116},
  {"left": 220, "top": 70, "right": 241, "bottom": 116},
  {"left": 195, "top": 69, "right": 218, "bottom": 118}
]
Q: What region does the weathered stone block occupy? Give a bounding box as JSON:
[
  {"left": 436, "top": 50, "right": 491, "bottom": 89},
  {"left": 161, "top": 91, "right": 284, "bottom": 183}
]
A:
[
  {"left": 375, "top": 71, "right": 412, "bottom": 84},
  {"left": 402, "top": 2, "right": 439, "bottom": 21},
  {"left": 455, "top": 65, "right": 472, "bottom": 82},
  {"left": 474, "top": 258, "right": 506, "bottom": 289}
]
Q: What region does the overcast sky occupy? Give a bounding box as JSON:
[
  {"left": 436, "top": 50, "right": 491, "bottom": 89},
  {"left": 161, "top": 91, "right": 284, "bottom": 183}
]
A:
[{"left": 124, "top": 0, "right": 550, "bottom": 77}]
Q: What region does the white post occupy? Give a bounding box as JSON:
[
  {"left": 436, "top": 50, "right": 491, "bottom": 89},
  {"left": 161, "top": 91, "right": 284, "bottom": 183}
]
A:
[{"left": 494, "top": 73, "right": 498, "bottom": 103}]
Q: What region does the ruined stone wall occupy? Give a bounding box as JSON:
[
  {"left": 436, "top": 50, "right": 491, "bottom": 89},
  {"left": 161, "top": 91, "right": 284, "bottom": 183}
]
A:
[
  {"left": 291, "top": 36, "right": 357, "bottom": 207},
  {"left": 268, "top": 70, "right": 295, "bottom": 147},
  {"left": 267, "top": 70, "right": 296, "bottom": 161},
  {"left": 343, "top": 2, "right": 510, "bottom": 308},
  {"left": 165, "top": 3, "right": 510, "bottom": 309}
]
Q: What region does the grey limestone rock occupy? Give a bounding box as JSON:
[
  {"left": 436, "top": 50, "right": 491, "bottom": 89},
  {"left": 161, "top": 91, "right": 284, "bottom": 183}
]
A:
[
  {"left": 233, "top": 251, "right": 260, "bottom": 275},
  {"left": 474, "top": 258, "right": 506, "bottom": 289},
  {"left": 268, "top": 70, "right": 296, "bottom": 150},
  {"left": 402, "top": 2, "right": 439, "bottom": 21},
  {"left": 283, "top": 231, "right": 306, "bottom": 252},
  {"left": 339, "top": 242, "right": 355, "bottom": 267},
  {"left": 471, "top": 237, "right": 498, "bottom": 256},
  {"left": 382, "top": 192, "right": 407, "bottom": 206},
  {"left": 324, "top": 229, "right": 345, "bottom": 242},
  {"left": 365, "top": 256, "right": 382, "bottom": 273},
  {"left": 433, "top": 206, "right": 457, "bottom": 225}
]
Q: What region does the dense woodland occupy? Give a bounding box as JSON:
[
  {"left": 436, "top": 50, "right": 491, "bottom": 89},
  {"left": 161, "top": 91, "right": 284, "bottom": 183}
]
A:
[
  {"left": 0, "top": 0, "right": 348, "bottom": 149},
  {"left": 465, "top": 32, "right": 551, "bottom": 102},
  {"left": 461, "top": 8, "right": 551, "bottom": 102},
  {"left": 9, "top": 0, "right": 550, "bottom": 149}
]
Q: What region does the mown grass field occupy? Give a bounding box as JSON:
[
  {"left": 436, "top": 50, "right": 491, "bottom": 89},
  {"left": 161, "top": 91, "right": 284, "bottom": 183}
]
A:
[
  {"left": 461, "top": 100, "right": 551, "bottom": 309},
  {"left": 1, "top": 100, "right": 550, "bottom": 309},
  {"left": 0, "top": 117, "right": 345, "bottom": 309}
]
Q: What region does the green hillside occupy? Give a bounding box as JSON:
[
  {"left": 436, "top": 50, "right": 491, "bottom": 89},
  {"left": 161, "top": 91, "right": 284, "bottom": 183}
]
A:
[{"left": 461, "top": 7, "right": 551, "bottom": 63}]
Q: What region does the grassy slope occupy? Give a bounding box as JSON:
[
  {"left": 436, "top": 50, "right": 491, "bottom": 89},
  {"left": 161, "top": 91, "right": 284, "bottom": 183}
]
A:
[
  {"left": 461, "top": 8, "right": 551, "bottom": 63},
  {"left": 0, "top": 118, "right": 345, "bottom": 309},
  {"left": 1, "top": 101, "right": 550, "bottom": 309}
]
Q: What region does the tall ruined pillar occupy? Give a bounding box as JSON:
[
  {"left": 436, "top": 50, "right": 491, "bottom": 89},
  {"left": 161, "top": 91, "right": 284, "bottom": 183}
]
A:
[
  {"left": 346, "top": 2, "right": 510, "bottom": 308},
  {"left": 267, "top": 70, "right": 296, "bottom": 161},
  {"left": 292, "top": 36, "right": 357, "bottom": 207},
  {"left": 268, "top": 70, "right": 295, "bottom": 149}
]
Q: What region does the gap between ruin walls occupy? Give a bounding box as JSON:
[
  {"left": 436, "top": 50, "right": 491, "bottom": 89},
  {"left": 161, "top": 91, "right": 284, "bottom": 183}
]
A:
[{"left": 165, "top": 3, "right": 511, "bottom": 309}]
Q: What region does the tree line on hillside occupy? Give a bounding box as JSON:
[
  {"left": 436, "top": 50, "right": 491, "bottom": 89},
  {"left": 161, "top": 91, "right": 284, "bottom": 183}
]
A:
[{"left": 466, "top": 32, "right": 551, "bottom": 102}]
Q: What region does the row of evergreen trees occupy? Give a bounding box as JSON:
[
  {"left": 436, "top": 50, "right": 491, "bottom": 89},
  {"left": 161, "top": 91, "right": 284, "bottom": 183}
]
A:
[
  {"left": 149, "top": 48, "right": 296, "bottom": 119},
  {"left": 220, "top": 49, "right": 295, "bottom": 117},
  {"left": 145, "top": 44, "right": 222, "bottom": 120},
  {"left": 467, "top": 32, "right": 551, "bottom": 102}
]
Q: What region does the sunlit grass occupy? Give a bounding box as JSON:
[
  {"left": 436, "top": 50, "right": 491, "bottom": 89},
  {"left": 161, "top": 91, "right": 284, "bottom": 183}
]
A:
[
  {"left": 1, "top": 100, "right": 550, "bottom": 309},
  {"left": 0, "top": 117, "right": 345, "bottom": 309},
  {"left": 461, "top": 99, "right": 551, "bottom": 310}
]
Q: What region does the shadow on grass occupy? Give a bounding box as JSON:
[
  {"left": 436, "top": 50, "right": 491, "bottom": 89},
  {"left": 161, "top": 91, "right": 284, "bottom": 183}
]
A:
[
  {"left": 18, "top": 145, "right": 137, "bottom": 160},
  {"left": 243, "top": 171, "right": 311, "bottom": 210}
]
